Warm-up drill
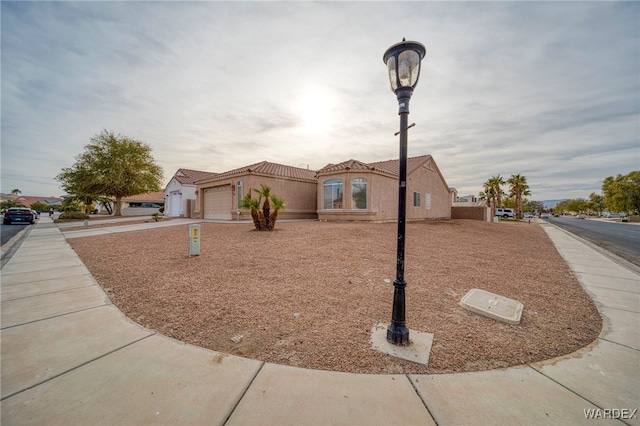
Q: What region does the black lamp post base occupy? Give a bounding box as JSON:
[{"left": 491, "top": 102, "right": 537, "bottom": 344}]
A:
[{"left": 387, "top": 323, "right": 410, "bottom": 345}]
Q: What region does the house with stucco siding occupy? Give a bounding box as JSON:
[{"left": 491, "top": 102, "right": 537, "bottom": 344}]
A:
[
  {"left": 316, "top": 155, "right": 451, "bottom": 221},
  {"left": 164, "top": 169, "right": 218, "bottom": 217},
  {"left": 119, "top": 191, "right": 165, "bottom": 216},
  {"left": 195, "top": 161, "right": 317, "bottom": 220},
  {"left": 195, "top": 155, "right": 451, "bottom": 222}
]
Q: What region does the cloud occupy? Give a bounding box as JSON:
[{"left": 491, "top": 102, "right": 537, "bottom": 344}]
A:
[{"left": 1, "top": 1, "right": 638, "bottom": 201}]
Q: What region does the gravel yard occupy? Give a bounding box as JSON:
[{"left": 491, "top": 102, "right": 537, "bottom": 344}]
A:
[{"left": 68, "top": 219, "right": 602, "bottom": 374}]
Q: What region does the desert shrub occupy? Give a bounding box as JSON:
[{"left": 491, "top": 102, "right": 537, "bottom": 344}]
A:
[{"left": 58, "top": 211, "right": 89, "bottom": 220}]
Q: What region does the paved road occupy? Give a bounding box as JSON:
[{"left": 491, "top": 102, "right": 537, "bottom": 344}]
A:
[
  {"left": 1, "top": 223, "right": 32, "bottom": 246},
  {"left": 547, "top": 216, "right": 640, "bottom": 267}
]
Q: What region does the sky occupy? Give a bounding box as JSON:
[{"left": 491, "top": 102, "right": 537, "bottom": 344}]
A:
[{"left": 2, "top": 1, "right": 639, "bottom": 201}]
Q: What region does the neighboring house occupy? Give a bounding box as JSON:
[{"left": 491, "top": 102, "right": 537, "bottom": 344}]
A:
[
  {"left": 316, "top": 155, "right": 451, "bottom": 221},
  {"left": 1, "top": 194, "right": 63, "bottom": 209},
  {"left": 453, "top": 192, "right": 484, "bottom": 206},
  {"left": 120, "top": 191, "right": 165, "bottom": 216},
  {"left": 450, "top": 188, "right": 491, "bottom": 221},
  {"left": 164, "top": 169, "right": 218, "bottom": 217},
  {"left": 196, "top": 161, "right": 317, "bottom": 220}
]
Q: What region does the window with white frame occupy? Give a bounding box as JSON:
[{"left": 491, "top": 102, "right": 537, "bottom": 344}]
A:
[
  {"left": 413, "top": 191, "right": 421, "bottom": 207},
  {"left": 323, "top": 179, "right": 343, "bottom": 209},
  {"left": 351, "top": 178, "right": 367, "bottom": 209},
  {"left": 236, "top": 181, "right": 243, "bottom": 208},
  {"left": 425, "top": 193, "right": 432, "bottom": 209}
]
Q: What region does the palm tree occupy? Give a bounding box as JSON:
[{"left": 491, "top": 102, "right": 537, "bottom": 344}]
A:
[
  {"left": 269, "top": 195, "right": 285, "bottom": 231},
  {"left": 240, "top": 185, "right": 285, "bottom": 231},
  {"left": 507, "top": 174, "right": 531, "bottom": 219},
  {"left": 254, "top": 184, "right": 272, "bottom": 231},
  {"left": 240, "top": 191, "right": 262, "bottom": 230},
  {"left": 488, "top": 175, "right": 505, "bottom": 208},
  {"left": 480, "top": 175, "right": 505, "bottom": 217}
]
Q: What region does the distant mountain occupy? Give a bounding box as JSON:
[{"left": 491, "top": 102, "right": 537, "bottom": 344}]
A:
[{"left": 542, "top": 199, "right": 568, "bottom": 209}]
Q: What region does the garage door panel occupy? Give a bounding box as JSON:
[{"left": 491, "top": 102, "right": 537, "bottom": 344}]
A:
[{"left": 204, "top": 186, "right": 232, "bottom": 220}]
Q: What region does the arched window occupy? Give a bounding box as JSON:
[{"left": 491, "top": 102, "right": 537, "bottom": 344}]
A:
[
  {"left": 323, "top": 179, "right": 343, "bottom": 209},
  {"left": 352, "top": 178, "right": 368, "bottom": 209}
]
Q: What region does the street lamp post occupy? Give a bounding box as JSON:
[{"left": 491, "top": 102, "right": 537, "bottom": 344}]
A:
[{"left": 383, "top": 39, "right": 426, "bottom": 345}]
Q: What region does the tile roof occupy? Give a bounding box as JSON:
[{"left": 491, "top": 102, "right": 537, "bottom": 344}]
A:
[
  {"left": 318, "top": 155, "right": 433, "bottom": 177},
  {"left": 368, "top": 155, "right": 433, "bottom": 176},
  {"left": 316, "top": 159, "right": 374, "bottom": 174},
  {"left": 121, "top": 191, "right": 165, "bottom": 202},
  {"left": 172, "top": 169, "right": 218, "bottom": 185},
  {"left": 9, "top": 196, "right": 63, "bottom": 207},
  {"left": 200, "top": 161, "right": 317, "bottom": 183}
]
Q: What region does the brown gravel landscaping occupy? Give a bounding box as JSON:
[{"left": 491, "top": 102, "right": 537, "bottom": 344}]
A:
[{"left": 67, "top": 219, "right": 602, "bottom": 374}]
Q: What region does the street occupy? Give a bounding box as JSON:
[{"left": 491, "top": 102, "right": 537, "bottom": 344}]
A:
[
  {"left": 1, "top": 222, "right": 32, "bottom": 246},
  {"left": 547, "top": 216, "right": 640, "bottom": 267}
]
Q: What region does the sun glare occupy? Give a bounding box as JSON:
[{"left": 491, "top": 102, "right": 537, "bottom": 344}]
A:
[{"left": 299, "top": 91, "right": 332, "bottom": 134}]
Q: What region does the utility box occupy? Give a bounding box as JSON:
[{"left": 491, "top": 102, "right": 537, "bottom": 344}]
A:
[{"left": 189, "top": 224, "right": 201, "bottom": 256}]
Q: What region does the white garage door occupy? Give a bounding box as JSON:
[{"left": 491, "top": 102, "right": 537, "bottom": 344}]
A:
[
  {"left": 203, "top": 185, "right": 232, "bottom": 220},
  {"left": 169, "top": 191, "right": 181, "bottom": 217}
]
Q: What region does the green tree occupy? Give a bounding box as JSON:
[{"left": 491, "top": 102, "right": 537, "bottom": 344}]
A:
[
  {"left": 558, "top": 198, "right": 587, "bottom": 214},
  {"left": 1, "top": 200, "right": 23, "bottom": 210},
  {"left": 56, "top": 130, "right": 163, "bottom": 216},
  {"left": 507, "top": 174, "right": 531, "bottom": 219},
  {"left": 586, "top": 192, "right": 605, "bottom": 216},
  {"left": 602, "top": 171, "right": 640, "bottom": 215},
  {"left": 30, "top": 201, "right": 52, "bottom": 212},
  {"left": 61, "top": 194, "right": 113, "bottom": 214},
  {"left": 502, "top": 196, "right": 515, "bottom": 209},
  {"left": 554, "top": 200, "right": 568, "bottom": 215},
  {"left": 523, "top": 200, "right": 545, "bottom": 214}
]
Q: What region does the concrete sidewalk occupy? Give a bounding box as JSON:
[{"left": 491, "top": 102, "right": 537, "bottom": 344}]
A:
[{"left": 1, "top": 217, "right": 638, "bottom": 425}]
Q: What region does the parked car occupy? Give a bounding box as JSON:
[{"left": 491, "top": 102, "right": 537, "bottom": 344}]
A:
[
  {"left": 31, "top": 210, "right": 40, "bottom": 219},
  {"left": 540, "top": 213, "right": 550, "bottom": 219},
  {"left": 495, "top": 208, "right": 516, "bottom": 218},
  {"left": 3, "top": 207, "right": 35, "bottom": 225},
  {"left": 523, "top": 213, "right": 534, "bottom": 218}
]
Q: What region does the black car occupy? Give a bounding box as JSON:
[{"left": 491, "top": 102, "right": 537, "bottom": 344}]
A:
[{"left": 3, "top": 207, "right": 35, "bottom": 225}]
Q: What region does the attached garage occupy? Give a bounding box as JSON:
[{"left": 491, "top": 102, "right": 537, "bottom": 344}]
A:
[
  {"left": 195, "top": 161, "right": 318, "bottom": 221},
  {"left": 168, "top": 191, "right": 181, "bottom": 216},
  {"left": 203, "top": 185, "right": 232, "bottom": 220}
]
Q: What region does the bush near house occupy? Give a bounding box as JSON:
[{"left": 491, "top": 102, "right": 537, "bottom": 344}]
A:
[{"left": 57, "top": 211, "right": 90, "bottom": 221}]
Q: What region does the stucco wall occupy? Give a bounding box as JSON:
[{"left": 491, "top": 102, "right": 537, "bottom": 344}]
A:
[
  {"left": 317, "top": 171, "right": 391, "bottom": 221},
  {"left": 198, "top": 174, "right": 318, "bottom": 220},
  {"left": 317, "top": 161, "right": 451, "bottom": 222},
  {"left": 452, "top": 206, "right": 490, "bottom": 221},
  {"left": 121, "top": 207, "right": 161, "bottom": 216},
  {"left": 164, "top": 179, "right": 197, "bottom": 217},
  {"left": 406, "top": 163, "right": 452, "bottom": 220}
]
